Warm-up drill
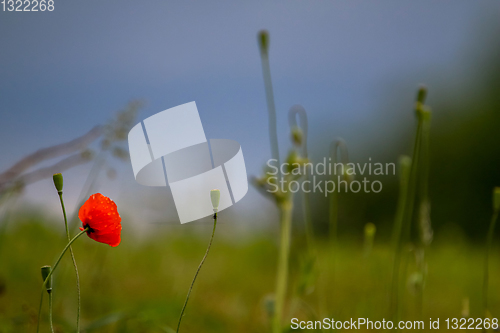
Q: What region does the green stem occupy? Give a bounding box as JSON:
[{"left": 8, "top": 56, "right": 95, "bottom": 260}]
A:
[
  {"left": 259, "top": 35, "right": 281, "bottom": 181},
  {"left": 390, "top": 157, "right": 411, "bottom": 321},
  {"left": 58, "top": 192, "right": 81, "bottom": 332},
  {"left": 328, "top": 139, "right": 348, "bottom": 307},
  {"left": 391, "top": 113, "right": 424, "bottom": 324},
  {"left": 416, "top": 112, "right": 431, "bottom": 330},
  {"left": 48, "top": 291, "right": 54, "bottom": 333},
  {"left": 36, "top": 228, "right": 88, "bottom": 333},
  {"left": 483, "top": 210, "right": 499, "bottom": 316},
  {"left": 289, "top": 106, "right": 314, "bottom": 254},
  {"left": 36, "top": 289, "right": 44, "bottom": 333},
  {"left": 302, "top": 175, "right": 314, "bottom": 255},
  {"left": 329, "top": 190, "right": 339, "bottom": 250},
  {"left": 272, "top": 201, "right": 293, "bottom": 333},
  {"left": 176, "top": 215, "right": 217, "bottom": 333},
  {"left": 329, "top": 139, "right": 348, "bottom": 250}
]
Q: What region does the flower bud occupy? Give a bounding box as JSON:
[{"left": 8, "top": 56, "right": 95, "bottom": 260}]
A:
[
  {"left": 258, "top": 30, "right": 269, "bottom": 54},
  {"left": 41, "top": 265, "right": 52, "bottom": 293},
  {"left": 210, "top": 189, "right": 220, "bottom": 213},
  {"left": 52, "top": 173, "right": 63, "bottom": 193},
  {"left": 416, "top": 85, "right": 427, "bottom": 104},
  {"left": 493, "top": 187, "right": 500, "bottom": 212}
]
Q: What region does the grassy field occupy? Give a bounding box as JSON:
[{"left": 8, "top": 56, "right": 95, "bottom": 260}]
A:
[{"left": 0, "top": 214, "right": 498, "bottom": 332}]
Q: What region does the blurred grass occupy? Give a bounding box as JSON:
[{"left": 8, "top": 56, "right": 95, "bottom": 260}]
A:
[{"left": 0, "top": 214, "right": 499, "bottom": 332}]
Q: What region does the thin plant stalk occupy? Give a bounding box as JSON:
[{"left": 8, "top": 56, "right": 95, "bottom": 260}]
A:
[
  {"left": 391, "top": 124, "right": 421, "bottom": 323},
  {"left": 257, "top": 30, "right": 294, "bottom": 332},
  {"left": 37, "top": 228, "right": 88, "bottom": 333},
  {"left": 391, "top": 157, "right": 412, "bottom": 249},
  {"left": 329, "top": 139, "right": 349, "bottom": 249},
  {"left": 48, "top": 292, "right": 54, "bottom": 333},
  {"left": 328, "top": 138, "right": 349, "bottom": 292},
  {"left": 176, "top": 214, "right": 217, "bottom": 333},
  {"left": 390, "top": 156, "right": 411, "bottom": 319},
  {"left": 415, "top": 105, "right": 432, "bottom": 327},
  {"left": 289, "top": 105, "right": 314, "bottom": 252},
  {"left": 483, "top": 209, "right": 499, "bottom": 316},
  {"left": 258, "top": 30, "right": 281, "bottom": 181},
  {"left": 390, "top": 87, "right": 427, "bottom": 322},
  {"left": 272, "top": 201, "right": 293, "bottom": 333},
  {"left": 57, "top": 191, "right": 82, "bottom": 332}
]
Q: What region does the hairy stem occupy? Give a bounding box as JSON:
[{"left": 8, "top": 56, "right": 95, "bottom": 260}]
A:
[
  {"left": 58, "top": 192, "right": 81, "bottom": 332},
  {"left": 37, "top": 228, "right": 88, "bottom": 333},
  {"left": 176, "top": 215, "right": 217, "bottom": 333},
  {"left": 48, "top": 291, "right": 54, "bottom": 333}
]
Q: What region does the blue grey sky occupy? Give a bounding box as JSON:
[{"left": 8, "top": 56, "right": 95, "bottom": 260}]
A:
[{"left": 1, "top": 1, "right": 498, "bottom": 224}]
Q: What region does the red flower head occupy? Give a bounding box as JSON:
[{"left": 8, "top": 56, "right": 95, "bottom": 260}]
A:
[{"left": 79, "top": 193, "right": 122, "bottom": 247}]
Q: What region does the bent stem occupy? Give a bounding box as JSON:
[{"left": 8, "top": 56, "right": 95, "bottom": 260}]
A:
[
  {"left": 58, "top": 191, "right": 81, "bottom": 332},
  {"left": 37, "top": 228, "right": 88, "bottom": 333},
  {"left": 176, "top": 214, "right": 218, "bottom": 333},
  {"left": 483, "top": 210, "right": 499, "bottom": 316},
  {"left": 272, "top": 201, "right": 293, "bottom": 333}
]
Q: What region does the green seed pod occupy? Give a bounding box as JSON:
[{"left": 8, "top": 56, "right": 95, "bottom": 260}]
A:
[
  {"left": 52, "top": 173, "right": 63, "bottom": 193},
  {"left": 41, "top": 265, "right": 52, "bottom": 293},
  {"left": 493, "top": 187, "right": 500, "bottom": 212},
  {"left": 210, "top": 189, "right": 220, "bottom": 213}
]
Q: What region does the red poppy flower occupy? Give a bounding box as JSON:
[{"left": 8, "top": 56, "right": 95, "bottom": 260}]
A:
[{"left": 79, "top": 193, "right": 122, "bottom": 247}]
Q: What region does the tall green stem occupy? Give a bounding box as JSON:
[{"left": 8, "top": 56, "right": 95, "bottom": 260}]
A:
[
  {"left": 392, "top": 122, "right": 421, "bottom": 324},
  {"left": 58, "top": 192, "right": 81, "bottom": 332},
  {"left": 390, "top": 156, "right": 411, "bottom": 320},
  {"left": 176, "top": 215, "right": 217, "bottom": 333},
  {"left": 289, "top": 106, "right": 314, "bottom": 253},
  {"left": 415, "top": 108, "right": 432, "bottom": 329},
  {"left": 258, "top": 31, "right": 281, "bottom": 181},
  {"left": 272, "top": 201, "right": 293, "bottom": 333},
  {"left": 37, "top": 228, "right": 88, "bottom": 333},
  {"left": 329, "top": 139, "right": 349, "bottom": 249},
  {"left": 391, "top": 88, "right": 427, "bottom": 323},
  {"left": 483, "top": 210, "right": 499, "bottom": 316}
]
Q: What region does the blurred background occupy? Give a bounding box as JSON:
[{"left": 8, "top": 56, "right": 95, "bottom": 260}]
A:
[{"left": 1, "top": 1, "right": 500, "bottom": 332}]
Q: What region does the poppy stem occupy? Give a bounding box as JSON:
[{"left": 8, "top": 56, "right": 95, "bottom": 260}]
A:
[
  {"left": 36, "top": 228, "right": 88, "bottom": 333},
  {"left": 57, "top": 191, "right": 81, "bottom": 332},
  {"left": 176, "top": 214, "right": 217, "bottom": 333},
  {"left": 48, "top": 291, "right": 54, "bottom": 333}
]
